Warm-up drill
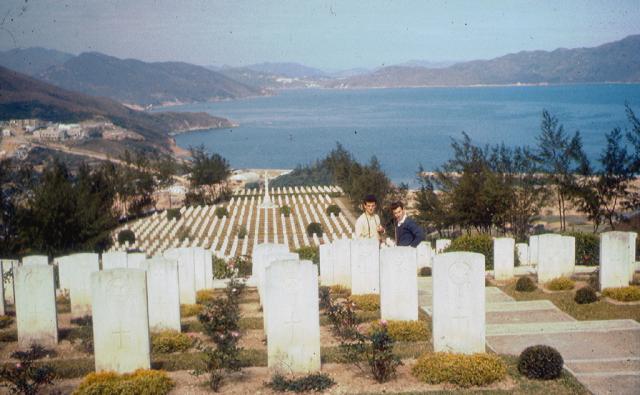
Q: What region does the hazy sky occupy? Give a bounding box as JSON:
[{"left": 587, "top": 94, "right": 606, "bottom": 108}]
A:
[{"left": 1, "top": 0, "right": 639, "bottom": 70}]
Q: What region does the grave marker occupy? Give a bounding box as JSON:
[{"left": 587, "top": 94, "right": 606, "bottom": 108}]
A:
[
  {"left": 432, "top": 252, "right": 485, "bottom": 354},
  {"left": 380, "top": 247, "right": 418, "bottom": 321}
]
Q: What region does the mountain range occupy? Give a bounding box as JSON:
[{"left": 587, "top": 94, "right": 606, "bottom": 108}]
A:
[
  {"left": 1, "top": 35, "right": 639, "bottom": 103},
  {"left": 327, "top": 35, "right": 640, "bottom": 88}
]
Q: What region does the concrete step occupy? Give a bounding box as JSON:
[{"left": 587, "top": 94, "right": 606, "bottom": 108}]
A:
[{"left": 487, "top": 319, "right": 640, "bottom": 336}]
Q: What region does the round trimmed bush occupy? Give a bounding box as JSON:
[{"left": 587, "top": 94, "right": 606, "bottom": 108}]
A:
[
  {"left": 602, "top": 286, "right": 640, "bottom": 302},
  {"left": 546, "top": 277, "right": 575, "bottom": 291},
  {"left": 117, "top": 229, "right": 135, "bottom": 244},
  {"left": 280, "top": 205, "right": 291, "bottom": 217},
  {"left": 574, "top": 286, "right": 598, "bottom": 304},
  {"left": 412, "top": 352, "right": 506, "bottom": 387},
  {"left": 418, "top": 267, "right": 432, "bottom": 277},
  {"left": 515, "top": 276, "right": 537, "bottom": 292},
  {"left": 180, "top": 304, "right": 203, "bottom": 317},
  {"left": 518, "top": 345, "right": 564, "bottom": 380},
  {"left": 306, "top": 222, "right": 323, "bottom": 238},
  {"left": 215, "top": 206, "right": 229, "bottom": 219},
  {"left": 329, "top": 285, "right": 351, "bottom": 297},
  {"left": 326, "top": 204, "right": 341, "bottom": 216},
  {"left": 196, "top": 289, "right": 216, "bottom": 305},
  {"left": 74, "top": 369, "right": 174, "bottom": 394},
  {"left": 349, "top": 294, "right": 380, "bottom": 311},
  {"left": 369, "top": 320, "right": 429, "bottom": 341},
  {"left": 151, "top": 330, "right": 193, "bottom": 353},
  {"left": 166, "top": 208, "right": 181, "bottom": 221}
]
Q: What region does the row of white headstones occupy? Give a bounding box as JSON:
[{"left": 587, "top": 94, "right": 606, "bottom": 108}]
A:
[
  {"left": 110, "top": 194, "right": 353, "bottom": 257},
  {"left": 419, "top": 231, "right": 637, "bottom": 289},
  {"left": 7, "top": 230, "right": 637, "bottom": 375}
]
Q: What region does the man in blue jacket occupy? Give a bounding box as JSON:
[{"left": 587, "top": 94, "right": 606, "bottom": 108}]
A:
[{"left": 390, "top": 201, "right": 424, "bottom": 247}]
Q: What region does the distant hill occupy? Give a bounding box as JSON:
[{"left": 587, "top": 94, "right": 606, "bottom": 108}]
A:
[
  {"left": 327, "top": 35, "right": 640, "bottom": 88},
  {"left": 0, "top": 66, "right": 233, "bottom": 154},
  {"left": 37, "top": 52, "right": 263, "bottom": 106},
  {"left": 0, "top": 47, "right": 74, "bottom": 76},
  {"left": 245, "top": 62, "right": 328, "bottom": 78}
]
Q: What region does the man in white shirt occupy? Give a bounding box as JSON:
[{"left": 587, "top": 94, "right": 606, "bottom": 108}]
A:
[{"left": 355, "top": 194, "right": 385, "bottom": 242}]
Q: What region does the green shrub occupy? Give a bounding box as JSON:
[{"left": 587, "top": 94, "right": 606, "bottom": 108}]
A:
[
  {"left": 369, "top": 320, "right": 429, "bottom": 342},
  {"left": 73, "top": 369, "right": 174, "bottom": 394},
  {"left": 306, "top": 222, "right": 323, "bottom": 238},
  {"left": 418, "top": 267, "right": 431, "bottom": 277},
  {"left": 517, "top": 345, "right": 564, "bottom": 380},
  {"left": 602, "top": 286, "right": 640, "bottom": 302},
  {"left": 215, "top": 207, "right": 229, "bottom": 219},
  {"left": 166, "top": 208, "right": 181, "bottom": 221},
  {"left": 349, "top": 294, "right": 380, "bottom": 311},
  {"left": 326, "top": 204, "right": 341, "bottom": 216},
  {"left": 412, "top": 352, "right": 507, "bottom": 387},
  {"left": 213, "top": 256, "right": 234, "bottom": 279},
  {"left": 266, "top": 373, "right": 335, "bottom": 393},
  {"left": 176, "top": 226, "right": 191, "bottom": 242},
  {"left": 117, "top": 229, "right": 135, "bottom": 245},
  {"left": 445, "top": 234, "right": 494, "bottom": 269},
  {"left": 280, "top": 205, "right": 291, "bottom": 217},
  {"left": 0, "top": 316, "right": 13, "bottom": 329},
  {"left": 0, "top": 344, "right": 56, "bottom": 395},
  {"left": 228, "top": 255, "right": 252, "bottom": 277},
  {"left": 574, "top": 286, "right": 598, "bottom": 304},
  {"left": 515, "top": 276, "right": 537, "bottom": 292},
  {"left": 295, "top": 245, "right": 319, "bottom": 264},
  {"left": 180, "top": 304, "right": 203, "bottom": 317},
  {"left": 151, "top": 330, "right": 193, "bottom": 354},
  {"left": 546, "top": 277, "right": 575, "bottom": 291},
  {"left": 563, "top": 231, "right": 598, "bottom": 266},
  {"left": 196, "top": 289, "right": 216, "bottom": 305},
  {"left": 237, "top": 225, "right": 247, "bottom": 239}
]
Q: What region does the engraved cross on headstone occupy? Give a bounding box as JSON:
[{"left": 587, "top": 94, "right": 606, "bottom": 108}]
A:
[
  {"left": 448, "top": 261, "right": 471, "bottom": 319},
  {"left": 282, "top": 270, "right": 304, "bottom": 342}
]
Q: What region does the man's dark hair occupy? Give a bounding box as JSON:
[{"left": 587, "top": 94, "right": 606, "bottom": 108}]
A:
[
  {"left": 390, "top": 201, "right": 404, "bottom": 211},
  {"left": 363, "top": 194, "right": 377, "bottom": 204}
]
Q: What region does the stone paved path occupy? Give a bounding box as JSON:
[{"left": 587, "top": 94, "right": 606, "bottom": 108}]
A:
[{"left": 417, "top": 277, "right": 640, "bottom": 395}]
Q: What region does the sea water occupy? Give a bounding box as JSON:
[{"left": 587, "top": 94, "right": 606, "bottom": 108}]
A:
[{"left": 170, "top": 84, "right": 640, "bottom": 186}]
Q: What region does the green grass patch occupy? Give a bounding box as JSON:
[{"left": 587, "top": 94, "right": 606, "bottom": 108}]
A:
[{"left": 501, "top": 280, "right": 640, "bottom": 322}]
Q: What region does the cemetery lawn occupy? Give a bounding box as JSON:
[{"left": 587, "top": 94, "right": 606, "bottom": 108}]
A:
[{"left": 500, "top": 280, "right": 640, "bottom": 322}]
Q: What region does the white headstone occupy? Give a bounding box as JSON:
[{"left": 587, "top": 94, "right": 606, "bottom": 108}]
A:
[
  {"left": 561, "top": 236, "right": 576, "bottom": 276},
  {"left": 22, "top": 255, "right": 48, "bottom": 266},
  {"left": 628, "top": 232, "right": 637, "bottom": 279},
  {"left": 319, "top": 239, "right": 351, "bottom": 287},
  {"left": 204, "top": 250, "right": 214, "bottom": 289},
  {"left": 1, "top": 260, "right": 15, "bottom": 305},
  {"left": 350, "top": 239, "right": 380, "bottom": 295},
  {"left": 15, "top": 265, "right": 58, "bottom": 348},
  {"left": 58, "top": 253, "right": 99, "bottom": 319},
  {"left": 493, "top": 238, "right": 515, "bottom": 281},
  {"left": 432, "top": 252, "right": 485, "bottom": 354},
  {"left": 127, "top": 252, "right": 147, "bottom": 270},
  {"left": 537, "top": 234, "right": 564, "bottom": 282},
  {"left": 435, "top": 239, "right": 451, "bottom": 254},
  {"left": 192, "top": 247, "right": 208, "bottom": 291},
  {"left": 600, "top": 231, "right": 633, "bottom": 290},
  {"left": 163, "top": 248, "right": 196, "bottom": 304},
  {"left": 265, "top": 260, "right": 320, "bottom": 373},
  {"left": 380, "top": 247, "right": 418, "bottom": 321},
  {"left": 102, "top": 251, "right": 128, "bottom": 270},
  {"left": 416, "top": 241, "right": 433, "bottom": 268},
  {"left": 252, "top": 243, "right": 290, "bottom": 303},
  {"left": 139, "top": 257, "right": 181, "bottom": 332},
  {"left": 515, "top": 243, "right": 529, "bottom": 266},
  {"left": 91, "top": 269, "right": 150, "bottom": 373},
  {"left": 528, "top": 235, "right": 540, "bottom": 266}
]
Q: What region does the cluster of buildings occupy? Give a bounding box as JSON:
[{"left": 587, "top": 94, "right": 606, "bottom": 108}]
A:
[{"left": 0, "top": 118, "right": 143, "bottom": 142}]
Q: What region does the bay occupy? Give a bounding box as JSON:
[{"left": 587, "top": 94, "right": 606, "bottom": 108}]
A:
[{"left": 169, "top": 84, "right": 640, "bottom": 186}]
